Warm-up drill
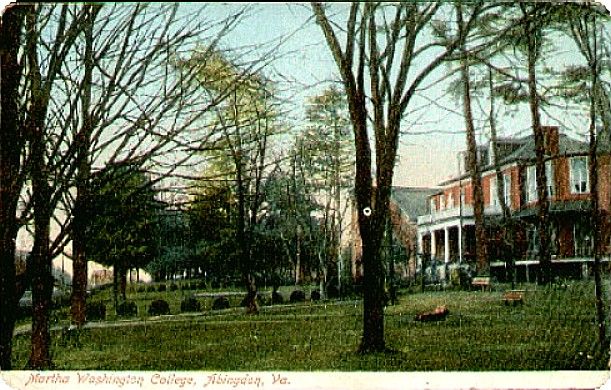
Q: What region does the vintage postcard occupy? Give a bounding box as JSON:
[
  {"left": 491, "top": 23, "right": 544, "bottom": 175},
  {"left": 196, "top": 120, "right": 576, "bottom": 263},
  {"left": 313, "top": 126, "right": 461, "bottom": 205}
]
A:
[{"left": 0, "top": 2, "right": 610, "bottom": 389}]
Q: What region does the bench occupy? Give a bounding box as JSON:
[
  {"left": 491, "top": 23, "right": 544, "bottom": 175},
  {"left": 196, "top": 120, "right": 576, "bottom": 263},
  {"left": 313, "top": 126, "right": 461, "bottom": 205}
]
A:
[
  {"left": 503, "top": 290, "right": 525, "bottom": 306},
  {"left": 471, "top": 276, "right": 491, "bottom": 291}
]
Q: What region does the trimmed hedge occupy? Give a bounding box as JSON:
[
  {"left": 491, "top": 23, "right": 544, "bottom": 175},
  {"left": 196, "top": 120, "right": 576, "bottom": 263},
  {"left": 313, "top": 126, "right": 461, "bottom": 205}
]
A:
[
  {"left": 310, "top": 290, "right": 321, "bottom": 301},
  {"left": 148, "top": 299, "right": 171, "bottom": 316},
  {"left": 116, "top": 300, "right": 138, "bottom": 317},
  {"left": 271, "top": 291, "right": 284, "bottom": 305},
  {"left": 180, "top": 296, "right": 201, "bottom": 313},
  {"left": 85, "top": 301, "right": 106, "bottom": 321},
  {"left": 289, "top": 290, "right": 306, "bottom": 303},
  {"left": 212, "top": 296, "right": 230, "bottom": 310}
]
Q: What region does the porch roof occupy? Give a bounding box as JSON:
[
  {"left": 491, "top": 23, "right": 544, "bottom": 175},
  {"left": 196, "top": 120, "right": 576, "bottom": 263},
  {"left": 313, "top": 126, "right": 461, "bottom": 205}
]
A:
[{"left": 512, "top": 200, "right": 591, "bottom": 218}]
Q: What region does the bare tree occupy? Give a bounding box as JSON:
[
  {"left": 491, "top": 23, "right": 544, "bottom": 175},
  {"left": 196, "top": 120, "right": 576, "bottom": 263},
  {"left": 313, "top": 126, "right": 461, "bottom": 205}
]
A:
[
  {"left": 0, "top": 4, "right": 29, "bottom": 370},
  {"left": 564, "top": 3, "right": 609, "bottom": 346},
  {"left": 311, "top": 2, "right": 479, "bottom": 352}
]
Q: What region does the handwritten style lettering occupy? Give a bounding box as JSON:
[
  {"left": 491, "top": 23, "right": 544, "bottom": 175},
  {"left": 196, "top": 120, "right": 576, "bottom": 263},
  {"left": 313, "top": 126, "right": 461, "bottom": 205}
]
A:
[
  {"left": 77, "top": 372, "right": 145, "bottom": 387},
  {"left": 25, "top": 373, "right": 70, "bottom": 386},
  {"left": 203, "top": 373, "right": 262, "bottom": 388},
  {"left": 150, "top": 373, "right": 194, "bottom": 388}
]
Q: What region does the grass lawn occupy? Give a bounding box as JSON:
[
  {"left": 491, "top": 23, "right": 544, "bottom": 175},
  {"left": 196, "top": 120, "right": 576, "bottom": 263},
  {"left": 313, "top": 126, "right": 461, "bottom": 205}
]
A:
[{"left": 11, "top": 281, "right": 609, "bottom": 371}]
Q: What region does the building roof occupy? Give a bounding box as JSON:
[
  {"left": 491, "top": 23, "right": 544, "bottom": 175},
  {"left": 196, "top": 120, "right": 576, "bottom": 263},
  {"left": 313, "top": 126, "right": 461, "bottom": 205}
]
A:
[
  {"left": 437, "top": 132, "right": 591, "bottom": 187},
  {"left": 498, "top": 134, "right": 589, "bottom": 165},
  {"left": 390, "top": 186, "right": 439, "bottom": 220}
]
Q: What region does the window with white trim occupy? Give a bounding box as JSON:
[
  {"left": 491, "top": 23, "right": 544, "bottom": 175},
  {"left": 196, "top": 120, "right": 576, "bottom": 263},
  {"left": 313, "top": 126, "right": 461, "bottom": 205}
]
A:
[
  {"left": 489, "top": 176, "right": 498, "bottom": 207},
  {"left": 430, "top": 198, "right": 436, "bottom": 213},
  {"left": 546, "top": 160, "right": 554, "bottom": 197},
  {"left": 439, "top": 195, "right": 445, "bottom": 211},
  {"left": 570, "top": 156, "right": 589, "bottom": 194},
  {"left": 526, "top": 165, "right": 537, "bottom": 202},
  {"left": 503, "top": 173, "right": 512, "bottom": 208},
  {"left": 447, "top": 193, "right": 454, "bottom": 209}
]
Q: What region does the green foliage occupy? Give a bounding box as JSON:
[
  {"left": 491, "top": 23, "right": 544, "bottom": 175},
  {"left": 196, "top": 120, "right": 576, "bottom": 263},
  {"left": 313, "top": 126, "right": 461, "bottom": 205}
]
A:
[
  {"left": 11, "top": 282, "right": 609, "bottom": 370},
  {"left": 180, "top": 296, "right": 201, "bottom": 313},
  {"left": 85, "top": 162, "right": 160, "bottom": 274},
  {"left": 289, "top": 290, "right": 306, "bottom": 303},
  {"left": 148, "top": 299, "right": 170, "bottom": 316},
  {"left": 211, "top": 296, "right": 230, "bottom": 310},
  {"left": 146, "top": 208, "right": 195, "bottom": 281},
  {"left": 115, "top": 300, "right": 138, "bottom": 317},
  {"left": 85, "top": 302, "right": 106, "bottom": 322}
]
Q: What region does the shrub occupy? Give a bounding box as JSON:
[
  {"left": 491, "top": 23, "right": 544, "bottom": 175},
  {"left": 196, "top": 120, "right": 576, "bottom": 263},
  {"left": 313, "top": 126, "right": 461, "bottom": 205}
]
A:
[
  {"left": 136, "top": 286, "right": 146, "bottom": 293},
  {"left": 197, "top": 280, "right": 207, "bottom": 290},
  {"left": 289, "top": 290, "right": 306, "bottom": 303},
  {"left": 85, "top": 301, "right": 106, "bottom": 321},
  {"left": 146, "top": 285, "right": 156, "bottom": 293},
  {"left": 157, "top": 284, "right": 167, "bottom": 292},
  {"left": 180, "top": 296, "right": 201, "bottom": 313},
  {"left": 148, "top": 299, "right": 171, "bottom": 316},
  {"left": 271, "top": 291, "right": 284, "bottom": 305},
  {"left": 212, "top": 296, "right": 230, "bottom": 310},
  {"left": 310, "top": 290, "right": 321, "bottom": 301},
  {"left": 189, "top": 283, "right": 198, "bottom": 290},
  {"left": 240, "top": 293, "right": 264, "bottom": 307},
  {"left": 169, "top": 284, "right": 178, "bottom": 292},
  {"left": 116, "top": 300, "right": 138, "bottom": 317}
]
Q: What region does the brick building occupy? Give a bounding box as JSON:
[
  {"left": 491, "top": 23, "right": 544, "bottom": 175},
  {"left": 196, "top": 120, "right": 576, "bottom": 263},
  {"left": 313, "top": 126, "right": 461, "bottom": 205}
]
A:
[
  {"left": 351, "top": 187, "right": 437, "bottom": 282},
  {"left": 416, "top": 126, "right": 611, "bottom": 281}
]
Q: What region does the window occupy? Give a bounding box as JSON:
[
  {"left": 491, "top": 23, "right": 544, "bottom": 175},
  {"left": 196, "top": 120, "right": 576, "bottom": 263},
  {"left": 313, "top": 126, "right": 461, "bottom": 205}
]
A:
[
  {"left": 489, "top": 177, "right": 498, "bottom": 207},
  {"left": 526, "top": 162, "right": 553, "bottom": 202},
  {"left": 546, "top": 160, "right": 554, "bottom": 197},
  {"left": 570, "top": 156, "right": 589, "bottom": 194},
  {"left": 573, "top": 220, "right": 593, "bottom": 256},
  {"left": 526, "top": 165, "right": 537, "bottom": 202},
  {"left": 503, "top": 173, "right": 512, "bottom": 208},
  {"left": 430, "top": 198, "right": 436, "bottom": 213},
  {"left": 447, "top": 193, "right": 454, "bottom": 209},
  {"left": 439, "top": 195, "right": 445, "bottom": 211}
]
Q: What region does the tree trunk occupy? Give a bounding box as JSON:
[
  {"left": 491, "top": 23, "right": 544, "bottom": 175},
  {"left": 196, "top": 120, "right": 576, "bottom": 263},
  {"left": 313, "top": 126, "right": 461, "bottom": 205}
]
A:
[
  {"left": 113, "top": 265, "right": 119, "bottom": 307},
  {"left": 26, "top": 6, "right": 55, "bottom": 368},
  {"left": 119, "top": 267, "right": 127, "bottom": 301},
  {"left": 523, "top": 5, "right": 551, "bottom": 285},
  {"left": 71, "top": 5, "right": 95, "bottom": 327},
  {"left": 354, "top": 109, "right": 385, "bottom": 353},
  {"left": 458, "top": 7, "right": 487, "bottom": 274},
  {"left": 586, "top": 16, "right": 606, "bottom": 345},
  {"left": 0, "top": 4, "right": 26, "bottom": 370},
  {"left": 27, "top": 206, "right": 53, "bottom": 369},
  {"left": 489, "top": 69, "right": 515, "bottom": 288}
]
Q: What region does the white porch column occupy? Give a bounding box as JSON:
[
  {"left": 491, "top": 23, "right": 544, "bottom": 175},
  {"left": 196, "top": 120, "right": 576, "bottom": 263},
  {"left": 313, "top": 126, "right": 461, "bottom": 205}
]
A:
[
  {"left": 417, "top": 232, "right": 424, "bottom": 267},
  {"left": 430, "top": 230, "right": 437, "bottom": 259},
  {"left": 444, "top": 226, "right": 450, "bottom": 263}
]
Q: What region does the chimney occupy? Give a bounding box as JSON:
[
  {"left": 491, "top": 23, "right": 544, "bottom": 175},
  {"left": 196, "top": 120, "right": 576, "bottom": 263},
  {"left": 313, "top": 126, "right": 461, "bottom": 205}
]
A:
[{"left": 542, "top": 126, "right": 559, "bottom": 156}]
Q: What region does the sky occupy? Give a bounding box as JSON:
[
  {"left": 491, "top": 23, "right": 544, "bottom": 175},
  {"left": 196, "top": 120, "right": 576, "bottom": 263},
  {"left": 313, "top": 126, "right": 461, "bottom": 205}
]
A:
[
  {"left": 194, "top": 2, "right": 611, "bottom": 188},
  {"left": 1, "top": 2, "right": 607, "bottom": 188}
]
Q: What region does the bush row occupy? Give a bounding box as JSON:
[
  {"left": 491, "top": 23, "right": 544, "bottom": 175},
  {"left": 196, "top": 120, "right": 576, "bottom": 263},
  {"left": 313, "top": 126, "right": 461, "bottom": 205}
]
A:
[
  {"left": 85, "top": 289, "right": 323, "bottom": 320},
  {"left": 135, "top": 281, "right": 208, "bottom": 294}
]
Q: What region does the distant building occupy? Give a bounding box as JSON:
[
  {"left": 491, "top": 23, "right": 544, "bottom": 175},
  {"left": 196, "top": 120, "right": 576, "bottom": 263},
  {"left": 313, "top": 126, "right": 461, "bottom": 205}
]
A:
[
  {"left": 416, "top": 126, "right": 611, "bottom": 281},
  {"left": 351, "top": 186, "right": 437, "bottom": 282}
]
